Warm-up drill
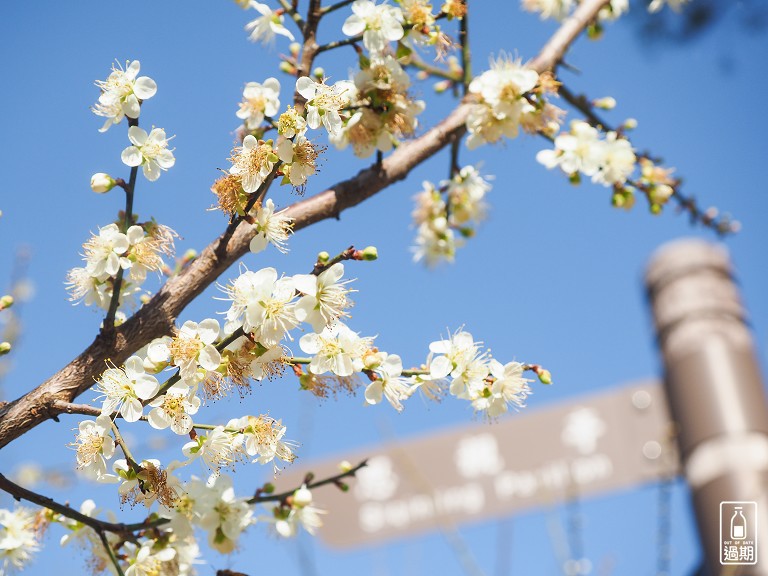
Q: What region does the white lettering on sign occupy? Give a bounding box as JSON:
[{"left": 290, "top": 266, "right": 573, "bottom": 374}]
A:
[
  {"left": 358, "top": 483, "right": 485, "bottom": 533},
  {"left": 454, "top": 433, "right": 505, "bottom": 478},
  {"left": 354, "top": 455, "right": 399, "bottom": 502},
  {"left": 561, "top": 408, "right": 606, "bottom": 455}
]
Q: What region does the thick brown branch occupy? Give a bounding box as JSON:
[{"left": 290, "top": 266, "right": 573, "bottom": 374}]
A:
[{"left": 0, "top": 0, "right": 609, "bottom": 450}]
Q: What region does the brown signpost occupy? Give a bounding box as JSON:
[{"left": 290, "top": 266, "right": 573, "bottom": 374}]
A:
[
  {"left": 647, "top": 239, "right": 768, "bottom": 574},
  {"left": 277, "top": 380, "right": 677, "bottom": 548}
]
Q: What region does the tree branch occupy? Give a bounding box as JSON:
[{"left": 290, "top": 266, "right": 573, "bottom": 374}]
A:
[
  {"left": 0, "top": 472, "right": 168, "bottom": 535},
  {"left": 0, "top": 0, "right": 610, "bottom": 450}
]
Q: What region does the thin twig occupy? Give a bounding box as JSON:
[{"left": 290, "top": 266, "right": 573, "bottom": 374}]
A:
[
  {"left": 103, "top": 162, "right": 139, "bottom": 331},
  {"left": 320, "top": 0, "right": 355, "bottom": 16},
  {"left": 248, "top": 459, "right": 367, "bottom": 504},
  {"left": 97, "top": 529, "right": 126, "bottom": 576},
  {"left": 316, "top": 34, "right": 363, "bottom": 54}
]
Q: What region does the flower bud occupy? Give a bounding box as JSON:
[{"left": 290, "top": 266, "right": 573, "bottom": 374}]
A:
[
  {"left": 289, "top": 42, "right": 301, "bottom": 57},
  {"left": 433, "top": 79, "right": 452, "bottom": 93},
  {"left": 293, "top": 484, "right": 313, "bottom": 507},
  {"left": 279, "top": 61, "right": 296, "bottom": 75},
  {"left": 0, "top": 342, "right": 11, "bottom": 356},
  {"left": 317, "top": 251, "right": 330, "bottom": 264},
  {"left": 361, "top": 246, "right": 378, "bottom": 261},
  {"left": 0, "top": 295, "right": 13, "bottom": 310},
  {"left": 537, "top": 369, "right": 552, "bottom": 385},
  {"left": 623, "top": 118, "right": 638, "bottom": 130},
  {"left": 649, "top": 184, "right": 673, "bottom": 205},
  {"left": 90, "top": 173, "right": 116, "bottom": 194},
  {"left": 313, "top": 67, "right": 325, "bottom": 80},
  {"left": 593, "top": 97, "right": 616, "bottom": 110},
  {"left": 339, "top": 460, "right": 353, "bottom": 473}
]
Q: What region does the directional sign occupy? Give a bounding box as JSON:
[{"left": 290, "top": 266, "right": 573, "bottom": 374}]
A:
[{"left": 275, "top": 380, "right": 679, "bottom": 548}]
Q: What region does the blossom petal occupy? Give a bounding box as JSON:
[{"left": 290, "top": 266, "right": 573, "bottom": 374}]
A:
[
  {"left": 121, "top": 146, "right": 142, "bottom": 167},
  {"left": 133, "top": 76, "right": 157, "bottom": 99}
]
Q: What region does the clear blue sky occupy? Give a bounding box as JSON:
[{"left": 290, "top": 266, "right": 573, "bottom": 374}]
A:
[{"left": 0, "top": 1, "right": 766, "bottom": 575}]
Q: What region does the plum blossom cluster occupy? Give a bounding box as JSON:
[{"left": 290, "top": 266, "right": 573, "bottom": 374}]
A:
[
  {"left": 91, "top": 60, "right": 176, "bottom": 181},
  {"left": 536, "top": 119, "right": 637, "bottom": 188},
  {"left": 521, "top": 0, "right": 629, "bottom": 22},
  {"left": 411, "top": 166, "right": 492, "bottom": 266},
  {"left": 465, "top": 53, "right": 561, "bottom": 149},
  {"left": 0, "top": 506, "right": 41, "bottom": 573},
  {"left": 330, "top": 54, "right": 425, "bottom": 158},
  {"left": 425, "top": 329, "right": 535, "bottom": 418},
  {"left": 54, "top": 499, "right": 202, "bottom": 576},
  {"left": 66, "top": 221, "right": 176, "bottom": 312}
]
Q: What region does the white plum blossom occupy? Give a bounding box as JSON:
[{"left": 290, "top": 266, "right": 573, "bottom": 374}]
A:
[
  {"left": 482, "top": 360, "right": 533, "bottom": 417},
  {"left": 329, "top": 108, "right": 393, "bottom": 158},
  {"left": 93, "top": 60, "right": 157, "bottom": 132},
  {"left": 428, "top": 330, "right": 489, "bottom": 399},
  {"left": 537, "top": 120, "right": 636, "bottom": 187},
  {"left": 228, "top": 415, "right": 297, "bottom": 470},
  {"left": 245, "top": 1, "right": 296, "bottom": 45},
  {"left": 469, "top": 53, "right": 539, "bottom": 117},
  {"left": 363, "top": 353, "right": 412, "bottom": 412},
  {"left": 95, "top": 356, "right": 161, "bottom": 422},
  {"left": 195, "top": 474, "right": 254, "bottom": 554},
  {"left": 229, "top": 135, "right": 278, "bottom": 193},
  {"left": 183, "top": 426, "right": 240, "bottom": 483},
  {"left": 70, "top": 414, "right": 116, "bottom": 481},
  {"left": 65, "top": 266, "right": 112, "bottom": 308},
  {"left": 237, "top": 78, "right": 281, "bottom": 130},
  {"left": 150, "top": 319, "right": 222, "bottom": 383},
  {"left": 522, "top": 0, "right": 574, "bottom": 20},
  {"left": 536, "top": 119, "right": 604, "bottom": 177},
  {"left": 277, "top": 106, "right": 307, "bottom": 138},
  {"left": 59, "top": 499, "right": 100, "bottom": 547},
  {"left": 270, "top": 485, "right": 326, "bottom": 537},
  {"left": 592, "top": 131, "right": 636, "bottom": 186},
  {"left": 276, "top": 134, "right": 320, "bottom": 187},
  {"left": 125, "top": 542, "right": 176, "bottom": 576},
  {"left": 148, "top": 383, "right": 201, "bottom": 435},
  {"left": 0, "top": 506, "right": 40, "bottom": 573},
  {"left": 342, "top": 0, "right": 405, "bottom": 53},
  {"left": 648, "top": 0, "right": 689, "bottom": 12},
  {"left": 249, "top": 198, "right": 293, "bottom": 254},
  {"left": 121, "top": 126, "right": 176, "bottom": 181},
  {"left": 299, "top": 323, "right": 372, "bottom": 377},
  {"left": 293, "top": 263, "right": 354, "bottom": 332},
  {"left": 465, "top": 54, "right": 539, "bottom": 149},
  {"left": 412, "top": 220, "right": 457, "bottom": 266},
  {"left": 83, "top": 223, "right": 131, "bottom": 279},
  {"left": 599, "top": 0, "right": 629, "bottom": 21},
  {"left": 222, "top": 267, "right": 299, "bottom": 346},
  {"left": 445, "top": 166, "right": 491, "bottom": 226},
  {"left": 296, "top": 77, "right": 349, "bottom": 136},
  {"left": 465, "top": 100, "right": 526, "bottom": 149}
]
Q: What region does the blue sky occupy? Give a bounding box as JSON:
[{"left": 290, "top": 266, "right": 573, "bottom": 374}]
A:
[{"left": 0, "top": 1, "right": 766, "bottom": 575}]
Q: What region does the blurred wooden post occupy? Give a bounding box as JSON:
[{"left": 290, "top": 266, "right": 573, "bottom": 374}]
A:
[{"left": 646, "top": 239, "right": 768, "bottom": 574}]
